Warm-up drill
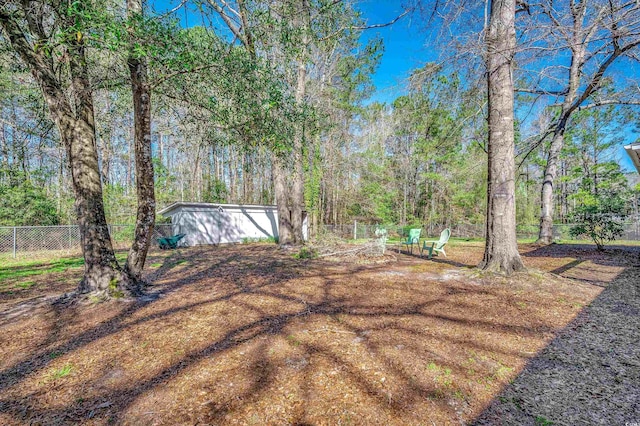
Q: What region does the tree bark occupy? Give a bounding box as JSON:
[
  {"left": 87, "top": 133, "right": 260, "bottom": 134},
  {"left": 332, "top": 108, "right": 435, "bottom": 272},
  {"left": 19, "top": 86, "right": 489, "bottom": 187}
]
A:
[
  {"left": 272, "top": 153, "right": 294, "bottom": 245},
  {"left": 0, "top": 6, "right": 139, "bottom": 295},
  {"left": 536, "top": 44, "right": 581, "bottom": 243},
  {"left": 532, "top": 0, "right": 635, "bottom": 244},
  {"left": 99, "top": 96, "right": 113, "bottom": 185},
  {"left": 99, "top": 132, "right": 111, "bottom": 186},
  {"left": 125, "top": 0, "right": 156, "bottom": 282},
  {"left": 537, "top": 130, "right": 564, "bottom": 243},
  {"left": 290, "top": 0, "right": 310, "bottom": 245},
  {"left": 479, "top": 0, "right": 525, "bottom": 274},
  {"left": 291, "top": 56, "right": 307, "bottom": 244}
]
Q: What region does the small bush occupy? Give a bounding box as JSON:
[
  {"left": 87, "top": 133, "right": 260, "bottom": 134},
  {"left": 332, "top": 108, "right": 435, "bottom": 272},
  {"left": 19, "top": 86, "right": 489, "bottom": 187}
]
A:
[
  {"left": 294, "top": 247, "right": 317, "bottom": 259},
  {"left": 569, "top": 212, "right": 625, "bottom": 251}
]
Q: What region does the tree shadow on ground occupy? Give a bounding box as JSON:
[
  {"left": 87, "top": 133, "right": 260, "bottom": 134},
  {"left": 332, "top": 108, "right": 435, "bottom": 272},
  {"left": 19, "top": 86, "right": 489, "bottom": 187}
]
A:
[
  {"left": 473, "top": 245, "right": 640, "bottom": 425},
  {"left": 0, "top": 241, "right": 553, "bottom": 424},
  {"left": 395, "top": 246, "right": 474, "bottom": 268},
  {"left": 0, "top": 243, "right": 633, "bottom": 424}
]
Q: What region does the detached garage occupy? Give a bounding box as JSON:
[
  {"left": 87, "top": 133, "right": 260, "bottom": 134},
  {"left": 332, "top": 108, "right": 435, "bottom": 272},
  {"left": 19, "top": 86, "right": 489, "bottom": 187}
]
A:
[{"left": 158, "top": 202, "right": 307, "bottom": 246}]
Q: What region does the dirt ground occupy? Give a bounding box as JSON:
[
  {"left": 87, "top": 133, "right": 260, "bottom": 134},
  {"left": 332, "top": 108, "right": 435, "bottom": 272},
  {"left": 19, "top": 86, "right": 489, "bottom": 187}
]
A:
[{"left": 0, "top": 241, "right": 638, "bottom": 425}]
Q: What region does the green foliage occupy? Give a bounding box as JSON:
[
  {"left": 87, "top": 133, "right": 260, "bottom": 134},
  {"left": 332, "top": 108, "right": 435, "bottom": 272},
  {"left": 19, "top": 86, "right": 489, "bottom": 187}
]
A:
[
  {"left": 0, "top": 182, "right": 59, "bottom": 226},
  {"left": 569, "top": 187, "right": 627, "bottom": 250},
  {"left": 293, "top": 247, "right": 317, "bottom": 259},
  {"left": 103, "top": 185, "right": 137, "bottom": 224},
  {"left": 203, "top": 178, "right": 228, "bottom": 204},
  {"left": 567, "top": 162, "right": 628, "bottom": 250},
  {"left": 341, "top": 68, "right": 488, "bottom": 227},
  {"left": 565, "top": 108, "right": 630, "bottom": 250}
]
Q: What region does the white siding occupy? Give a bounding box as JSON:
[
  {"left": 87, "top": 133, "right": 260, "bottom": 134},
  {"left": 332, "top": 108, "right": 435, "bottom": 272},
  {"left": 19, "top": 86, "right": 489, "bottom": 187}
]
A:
[{"left": 165, "top": 204, "right": 294, "bottom": 246}]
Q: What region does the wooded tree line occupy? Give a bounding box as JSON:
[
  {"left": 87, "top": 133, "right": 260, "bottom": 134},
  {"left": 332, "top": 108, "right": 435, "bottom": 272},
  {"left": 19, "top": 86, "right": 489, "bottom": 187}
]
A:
[{"left": 1, "top": 0, "right": 639, "bottom": 289}]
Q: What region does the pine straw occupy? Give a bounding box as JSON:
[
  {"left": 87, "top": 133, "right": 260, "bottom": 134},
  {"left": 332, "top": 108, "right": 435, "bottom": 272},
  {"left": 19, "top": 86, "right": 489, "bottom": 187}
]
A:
[
  {"left": 310, "top": 233, "right": 394, "bottom": 263},
  {"left": 0, "top": 242, "right": 638, "bottom": 425}
]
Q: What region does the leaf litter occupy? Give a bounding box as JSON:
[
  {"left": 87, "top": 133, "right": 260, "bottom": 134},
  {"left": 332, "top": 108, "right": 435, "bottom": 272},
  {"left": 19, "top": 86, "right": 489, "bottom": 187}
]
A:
[{"left": 0, "top": 242, "right": 637, "bottom": 425}]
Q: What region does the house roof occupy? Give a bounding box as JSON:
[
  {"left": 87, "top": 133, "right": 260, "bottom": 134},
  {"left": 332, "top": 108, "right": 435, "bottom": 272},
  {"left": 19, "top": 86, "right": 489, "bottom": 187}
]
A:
[
  {"left": 158, "top": 202, "right": 278, "bottom": 216},
  {"left": 625, "top": 143, "right": 640, "bottom": 174}
]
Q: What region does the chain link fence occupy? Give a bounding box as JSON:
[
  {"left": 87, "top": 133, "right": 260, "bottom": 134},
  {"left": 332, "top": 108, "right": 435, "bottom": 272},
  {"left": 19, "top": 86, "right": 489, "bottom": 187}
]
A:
[
  {"left": 313, "top": 221, "right": 640, "bottom": 242},
  {"left": 314, "top": 223, "right": 485, "bottom": 240},
  {"left": 0, "top": 224, "right": 173, "bottom": 260},
  {"left": 3, "top": 220, "right": 640, "bottom": 261}
]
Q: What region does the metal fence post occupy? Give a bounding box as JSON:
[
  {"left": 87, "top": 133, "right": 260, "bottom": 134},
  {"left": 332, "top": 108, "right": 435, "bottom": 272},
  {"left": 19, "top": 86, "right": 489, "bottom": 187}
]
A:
[
  {"left": 13, "top": 226, "right": 17, "bottom": 258},
  {"left": 353, "top": 220, "right": 357, "bottom": 240}
]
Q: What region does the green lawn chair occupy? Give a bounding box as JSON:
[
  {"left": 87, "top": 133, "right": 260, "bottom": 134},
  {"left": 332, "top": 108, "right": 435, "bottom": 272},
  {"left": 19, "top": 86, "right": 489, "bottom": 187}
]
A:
[
  {"left": 420, "top": 228, "right": 451, "bottom": 259},
  {"left": 401, "top": 228, "right": 422, "bottom": 254}
]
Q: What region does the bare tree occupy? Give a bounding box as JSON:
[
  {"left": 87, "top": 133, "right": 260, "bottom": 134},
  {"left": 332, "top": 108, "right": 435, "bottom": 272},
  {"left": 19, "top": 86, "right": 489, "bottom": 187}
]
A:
[
  {"left": 517, "top": 0, "right": 640, "bottom": 243},
  {"left": 480, "top": 0, "right": 526, "bottom": 273}
]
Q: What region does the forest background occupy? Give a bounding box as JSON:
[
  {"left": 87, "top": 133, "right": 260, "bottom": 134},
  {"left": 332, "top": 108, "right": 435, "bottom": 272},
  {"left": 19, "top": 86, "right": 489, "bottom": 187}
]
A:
[{"left": 1, "top": 0, "right": 639, "bottom": 235}]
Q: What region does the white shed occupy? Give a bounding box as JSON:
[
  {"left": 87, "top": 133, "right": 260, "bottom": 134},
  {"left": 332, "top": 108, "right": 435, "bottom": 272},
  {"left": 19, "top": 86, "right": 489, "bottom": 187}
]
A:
[{"left": 158, "top": 202, "right": 308, "bottom": 246}]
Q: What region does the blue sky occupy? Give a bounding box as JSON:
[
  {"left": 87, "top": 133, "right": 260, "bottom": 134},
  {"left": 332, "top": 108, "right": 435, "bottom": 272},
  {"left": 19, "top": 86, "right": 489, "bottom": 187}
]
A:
[
  {"left": 356, "top": 1, "right": 435, "bottom": 103},
  {"left": 356, "top": 2, "right": 637, "bottom": 172},
  {"left": 151, "top": 0, "right": 432, "bottom": 103},
  {"left": 151, "top": 0, "right": 638, "bottom": 172}
]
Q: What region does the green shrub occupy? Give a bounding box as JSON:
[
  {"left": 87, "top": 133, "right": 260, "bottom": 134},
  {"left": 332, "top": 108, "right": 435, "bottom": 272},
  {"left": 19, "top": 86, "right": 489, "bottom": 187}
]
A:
[
  {"left": 569, "top": 190, "right": 626, "bottom": 251},
  {"left": 0, "top": 182, "right": 59, "bottom": 226},
  {"left": 293, "top": 247, "right": 317, "bottom": 259}
]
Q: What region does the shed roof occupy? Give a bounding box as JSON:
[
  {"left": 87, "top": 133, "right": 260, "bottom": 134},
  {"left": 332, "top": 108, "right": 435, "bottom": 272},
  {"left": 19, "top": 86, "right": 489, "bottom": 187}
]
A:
[
  {"left": 158, "top": 202, "right": 277, "bottom": 216},
  {"left": 626, "top": 143, "right": 640, "bottom": 173}
]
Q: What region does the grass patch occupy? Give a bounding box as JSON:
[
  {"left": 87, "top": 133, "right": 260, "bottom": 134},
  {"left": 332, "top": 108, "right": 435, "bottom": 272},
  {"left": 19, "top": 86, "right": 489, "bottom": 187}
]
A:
[
  {"left": 0, "top": 257, "right": 85, "bottom": 281},
  {"left": 15, "top": 281, "right": 36, "bottom": 289},
  {"left": 0, "top": 252, "right": 128, "bottom": 282},
  {"left": 535, "top": 415, "right": 554, "bottom": 426},
  {"left": 172, "top": 259, "right": 189, "bottom": 267},
  {"left": 47, "top": 364, "right": 73, "bottom": 381},
  {"left": 242, "top": 236, "right": 278, "bottom": 244}
]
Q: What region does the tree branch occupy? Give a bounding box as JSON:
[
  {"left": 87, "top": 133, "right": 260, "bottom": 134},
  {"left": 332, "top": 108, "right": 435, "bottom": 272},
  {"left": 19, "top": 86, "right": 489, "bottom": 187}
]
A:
[
  {"left": 576, "top": 99, "right": 640, "bottom": 111},
  {"left": 318, "top": 9, "right": 410, "bottom": 42},
  {"left": 515, "top": 87, "right": 568, "bottom": 95}
]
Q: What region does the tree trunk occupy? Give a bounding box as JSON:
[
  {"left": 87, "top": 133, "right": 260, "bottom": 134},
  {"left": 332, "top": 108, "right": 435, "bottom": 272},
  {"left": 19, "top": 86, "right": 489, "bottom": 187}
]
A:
[
  {"left": 290, "top": 0, "right": 310, "bottom": 245},
  {"left": 479, "top": 0, "right": 525, "bottom": 274},
  {"left": 65, "top": 116, "right": 134, "bottom": 294},
  {"left": 127, "top": 124, "right": 133, "bottom": 191},
  {"left": 99, "top": 132, "right": 111, "bottom": 186},
  {"left": 125, "top": 0, "right": 156, "bottom": 282},
  {"left": 99, "top": 95, "right": 113, "bottom": 185},
  {"left": 537, "top": 130, "right": 564, "bottom": 244},
  {"left": 291, "top": 57, "right": 307, "bottom": 245},
  {"left": 535, "top": 7, "right": 588, "bottom": 244},
  {"left": 273, "top": 153, "right": 294, "bottom": 245},
  {"left": 0, "top": 7, "right": 140, "bottom": 295}
]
